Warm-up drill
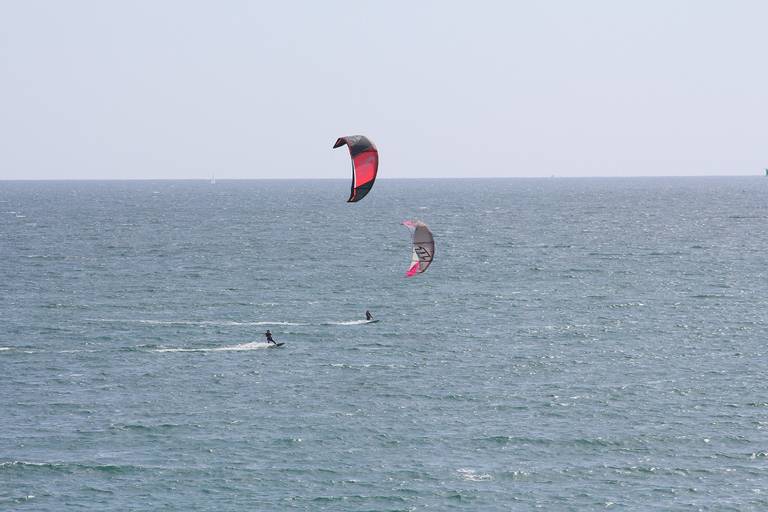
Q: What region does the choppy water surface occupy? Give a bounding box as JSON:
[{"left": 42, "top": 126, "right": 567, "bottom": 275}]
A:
[{"left": 1, "top": 178, "right": 767, "bottom": 510}]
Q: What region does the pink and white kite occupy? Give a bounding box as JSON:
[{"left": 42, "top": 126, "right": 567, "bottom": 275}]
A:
[{"left": 402, "top": 220, "right": 434, "bottom": 277}]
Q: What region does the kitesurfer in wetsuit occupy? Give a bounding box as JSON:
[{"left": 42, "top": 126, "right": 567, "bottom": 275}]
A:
[
  {"left": 365, "top": 310, "right": 373, "bottom": 321},
  {"left": 265, "top": 330, "right": 276, "bottom": 344}
]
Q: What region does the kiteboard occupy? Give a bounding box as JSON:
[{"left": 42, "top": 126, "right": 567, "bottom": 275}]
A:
[
  {"left": 268, "top": 342, "right": 285, "bottom": 348},
  {"left": 365, "top": 319, "right": 380, "bottom": 324}
]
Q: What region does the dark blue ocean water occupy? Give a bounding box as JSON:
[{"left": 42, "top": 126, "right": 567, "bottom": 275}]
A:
[{"left": 1, "top": 178, "right": 767, "bottom": 511}]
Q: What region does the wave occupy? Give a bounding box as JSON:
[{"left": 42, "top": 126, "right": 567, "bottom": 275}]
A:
[
  {"left": 154, "top": 342, "right": 273, "bottom": 352},
  {"left": 457, "top": 468, "right": 492, "bottom": 481},
  {"left": 474, "top": 435, "right": 554, "bottom": 445},
  {"left": 608, "top": 302, "right": 644, "bottom": 308},
  {"left": 0, "top": 460, "right": 141, "bottom": 474},
  {"left": 88, "top": 318, "right": 306, "bottom": 326},
  {"left": 108, "top": 423, "right": 191, "bottom": 432},
  {"left": 0, "top": 347, "right": 107, "bottom": 355}
]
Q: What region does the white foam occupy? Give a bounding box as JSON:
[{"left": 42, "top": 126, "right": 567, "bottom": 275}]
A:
[
  {"left": 0, "top": 461, "right": 47, "bottom": 467},
  {"left": 154, "top": 342, "right": 272, "bottom": 352},
  {"left": 457, "top": 468, "right": 492, "bottom": 481},
  {"left": 0, "top": 347, "right": 11, "bottom": 351}
]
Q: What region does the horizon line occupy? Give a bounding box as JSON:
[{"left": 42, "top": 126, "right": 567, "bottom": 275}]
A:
[{"left": 0, "top": 174, "right": 763, "bottom": 182}]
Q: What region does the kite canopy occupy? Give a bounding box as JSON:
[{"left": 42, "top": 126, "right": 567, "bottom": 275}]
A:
[
  {"left": 402, "top": 220, "right": 434, "bottom": 277},
  {"left": 333, "top": 135, "right": 378, "bottom": 202}
]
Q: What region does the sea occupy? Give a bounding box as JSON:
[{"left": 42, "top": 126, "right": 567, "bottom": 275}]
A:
[{"left": 1, "top": 177, "right": 767, "bottom": 511}]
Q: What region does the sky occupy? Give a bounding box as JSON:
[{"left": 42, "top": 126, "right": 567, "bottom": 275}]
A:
[{"left": 0, "top": 0, "right": 766, "bottom": 180}]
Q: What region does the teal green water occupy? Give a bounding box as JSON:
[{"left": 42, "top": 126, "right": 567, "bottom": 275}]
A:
[{"left": 2, "top": 178, "right": 767, "bottom": 511}]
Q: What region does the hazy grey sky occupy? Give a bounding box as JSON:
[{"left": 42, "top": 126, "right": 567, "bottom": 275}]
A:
[{"left": 1, "top": 1, "right": 766, "bottom": 179}]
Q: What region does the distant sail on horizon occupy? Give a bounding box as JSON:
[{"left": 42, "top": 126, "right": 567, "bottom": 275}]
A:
[{"left": 333, "top": 135, "right": 379, "bottom": 202}]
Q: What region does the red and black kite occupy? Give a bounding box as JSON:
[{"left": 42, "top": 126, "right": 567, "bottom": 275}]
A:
[{"left": 333, "top": 135, "right": 379, "bottom": 203}]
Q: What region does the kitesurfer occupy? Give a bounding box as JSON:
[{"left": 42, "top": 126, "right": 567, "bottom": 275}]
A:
[
  {"left": 365, "top": 310, "right": 373, "bottom": 321},
  {"left": 265, "top": 330, "right": 276, "bottom": 345}
]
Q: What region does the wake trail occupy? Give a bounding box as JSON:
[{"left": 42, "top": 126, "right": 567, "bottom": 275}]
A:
[
  {"left": 323, "top": 319, "right": 377, "bottom": 326},
  {"left": 153, "top": 342, "right": 273, "bottom": 353}
]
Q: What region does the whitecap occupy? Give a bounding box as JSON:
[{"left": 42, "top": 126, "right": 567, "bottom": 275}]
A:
[{"left": 457, "top": 468, "right": 492, "bottom": 481}]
